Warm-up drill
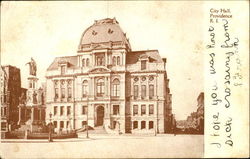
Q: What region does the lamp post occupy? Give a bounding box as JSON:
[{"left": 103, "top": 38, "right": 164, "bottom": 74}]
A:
[{"left": 48, "top": 112, "right": 53, "bottom": 142}]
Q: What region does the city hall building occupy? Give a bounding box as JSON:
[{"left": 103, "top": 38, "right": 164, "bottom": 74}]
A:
[{"left": 45, "top": 18, "right": 173, "bottom": 134}]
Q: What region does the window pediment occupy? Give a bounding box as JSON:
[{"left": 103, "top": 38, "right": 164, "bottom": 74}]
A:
[{"left": 88, "top": 66, "right": 111, "bottom": 73}]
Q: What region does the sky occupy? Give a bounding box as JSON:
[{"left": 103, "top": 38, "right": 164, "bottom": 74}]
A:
[{"left": 1, "top": 1, "right": 204, "bottom": 120}]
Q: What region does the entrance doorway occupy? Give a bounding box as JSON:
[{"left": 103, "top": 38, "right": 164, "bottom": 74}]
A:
[{"left": 96, "top": 106, "right": 104, "bottom": 126}]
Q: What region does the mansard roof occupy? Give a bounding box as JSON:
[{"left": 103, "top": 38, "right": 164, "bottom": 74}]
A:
[
  {"left": 126, "top": 50, "right": 164, "bottom": 64},
  {"left": 78, "top": 18, "right": 131, "bottom": 51},
  {"left": 47, "top": 56, "right": 78, "bottom": 71}
]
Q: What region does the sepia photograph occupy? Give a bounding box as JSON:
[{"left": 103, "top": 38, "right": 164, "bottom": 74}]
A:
[{"left": 0, "top": 1, "right": 249, "bottom": 158}]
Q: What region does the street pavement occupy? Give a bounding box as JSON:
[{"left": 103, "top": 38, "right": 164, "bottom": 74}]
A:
[{"left": 0, "top": 134, "right": 203, "bottom": 158}]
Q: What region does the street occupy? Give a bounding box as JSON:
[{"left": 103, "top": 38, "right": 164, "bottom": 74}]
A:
[{"left": 0, "top": 134, "right": 203, "bottom": 158}]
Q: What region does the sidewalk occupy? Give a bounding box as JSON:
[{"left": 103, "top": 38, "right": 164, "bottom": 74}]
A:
[
  {"left": 1, "top": 133, "right": 202, "bottom": 143},
  {"left": 1, "top": 138, "right": 91, "bottom": 143}
]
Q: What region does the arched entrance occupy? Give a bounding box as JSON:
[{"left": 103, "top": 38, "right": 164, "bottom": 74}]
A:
[{"left": 96, "top": 106, "right": 104, "bottom": 126}]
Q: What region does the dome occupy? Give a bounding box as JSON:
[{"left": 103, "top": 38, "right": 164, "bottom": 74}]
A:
[{"left": 78, "top": 18, "right": 131, "bottom": 51}]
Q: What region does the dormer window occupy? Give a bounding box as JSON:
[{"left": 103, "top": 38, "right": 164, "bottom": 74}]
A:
[
  {"left": 108, "top": 28, "right": 114, "bottom": 34},
  {"left": 82, "top": 58, "right": 89, "bottom": 67},
  {"left": 86, "top": 58, "right": 89, "bottom": 66},
  {"left": 82, "top": 59, "right": 85, "bottom": 67},
  {"left": 92, "top": 30, "right": 97, "bottom": 35},
  {"left": 141, "top": 60, "right": 146, "bottom": 70},
  {"left": 96, "top": 54, "right": 105, "bottom": 66},
  {"left": 113, "top": 56, "right": 116, "bottom": 65},
  {"left": 61, "top": 65, "right": 66, "bottom": 75},
  {"left": 117, "top": 56, "right": 120, "bottom": 65}
]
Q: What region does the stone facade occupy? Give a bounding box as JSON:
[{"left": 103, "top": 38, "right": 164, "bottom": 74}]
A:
[
  {"left": 184, "top": 92, "right": 204, "bottom": 134},
  {"left": 45, "top": 18, "right": 172, "bottom": 134},
  {"left": 196, "top": 92, "right": 204, "bottom": 133},
  {"left": 0, "top": 65, "right": 21, "bottom": 132}
]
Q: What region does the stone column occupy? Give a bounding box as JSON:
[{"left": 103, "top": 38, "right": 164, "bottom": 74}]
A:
[
  {"left": 105, "top": 52, "right": 107, "bottom": 66},
  {"left": 89, "top": 77, "right": 92, "bottom": 97},
  {"left": 138, "top": 120, "right": 141, "bottom": 130},
  {"left": 92, "top": 78, "right": 95, "bottom": 97},
  {"left": 138, "top": 105, "right": 141, "bottom": 116},
  {"left": 105, "top": 76, "right": 108, "bottom": 97},
  {"left": 93, "top": 53, "right": 96, "bottom": 66},
  {"left": 146, "top": 121, "right": 149, "bottom": 130}
]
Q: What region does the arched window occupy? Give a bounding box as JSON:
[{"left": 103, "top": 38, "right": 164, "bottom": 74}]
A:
[
  {"left": 112, "top": 56, "right": 116, "bottom": 66},
  {"left": 82, "top": 59, "right": 85, "bottom": 67},
  {"left": 67, "top": 80, "right": 72, "bottom": 99},
  {"left": 82, "top": 80, "right": 88, "bottom": 98},
  {"left": 149, "top": 84, "right": 154, "bottom": 99},
  {"left": 96, "top": 78, "right": 104, "bottom": 97},
  {"left": 112, "top": 79, "right": 120, "bottom": 97},
  {"left": 86, "top": 58, "right": 89, "bottom": 67},
  {"left": 117, "top": 56, "right": 120, "bottom": 65},
  {"left": 54, "top": 81, "right": 59, "bottom": 100},
  {"left": 61, "top": 80, "right": 65, "bottom": 99}
]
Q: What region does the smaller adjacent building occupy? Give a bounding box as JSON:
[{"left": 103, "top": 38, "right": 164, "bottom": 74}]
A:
[
  {"left": 196, "top": 92, "right": 204, "bottom": 133},
  {"left": 0, "top": 65, "right": 21, "bottom": 133},
  {"left": 178, "top": 92, "right": 204, "bottom": 134}
]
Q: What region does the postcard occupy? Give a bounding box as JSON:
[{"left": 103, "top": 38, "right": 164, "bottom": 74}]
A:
[{"left": 0, "top": 1, "right": 249, "bottom": 158}]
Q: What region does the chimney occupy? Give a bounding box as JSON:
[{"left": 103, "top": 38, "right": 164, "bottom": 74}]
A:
[{"left": 162, "top": 58, "right": 167, "bottom": 69}]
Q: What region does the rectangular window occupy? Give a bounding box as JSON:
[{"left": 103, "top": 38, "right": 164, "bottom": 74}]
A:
[
  {"left": 149, "top": 121, "right": 154, "bottom": 129},
  {"left": 61, "top": 65, "right": 66, "bottom": 75},
  {"left": 141, "top": 105, "right": 146, "bottom": 115},
  {"left": 141, "top": 85, "right": 146, "bottom": 99},
  {"left": 4, "top": 107, "right": 6, "bottom": 116},
  {"left": 54, "top": 106, "right": 57, "bottom": 115},
  {"left": 96, "top": 55, "right": 105, "bottom": 66},
  {"left": 133, "top": 105, "right": 138, "bottom": 115},
  {"left": 82, "top": 85, "right": 87, "bottom": 98},
  {"left": 133, "top": 121, "right": 138, "bottom": 129},
  {"left": 112, "top": 84, "right": 120, "bottom": 97},
  {"left": 60, "top": 121, "right": 64, "bottom": 129},
  {"left": 97, "top": 79, "right": 104, "bottom": 97},
  {"left": 67, "top": 106, "right": 71, "bottom": 115},
  {"left": 1, "top": 122, "right": 7, "bottom": 131},
  {"left": 82, "top": 59, "right": 85, "bottom": 67},
  {"left": 149, "top": 104, "right": 154, "bottom": 115},
  {"left": 60, "top": 107, "right": 64, "bottom": 116},
  {"left": 113, "top": 105, "right": 119, "bottom": 115},
  {"left": 82, "top": 121, "right": 87, "bottom": 126},
  {"left": 55, "top": 88, "right": 59, "bottom": 99},
  {"left": 82, "top": 106, "right": 87, "bottom": 115},
  {"left": 141, "top": 60, "right": 146, "bottom": 70},
  {"left": 53, "top": 121, "right": 57, "bottom": 128},
  {"left": 68, "top": 87, "right": 72, "bottom": 98},
  {"left": 141, "top": 121, "right": 146, "bottom": 129},
  {"left": 134, "top": 85, "right": 138, "bottom": 99},
  {"left": 61, "top": 88, "right": 65, "bottom": 99},
  {"left": 149, "top": 85, "right": 154, "bottom": 99},
  {"left": 29, "top": 81, "right": 32, "bottom": 88}
]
